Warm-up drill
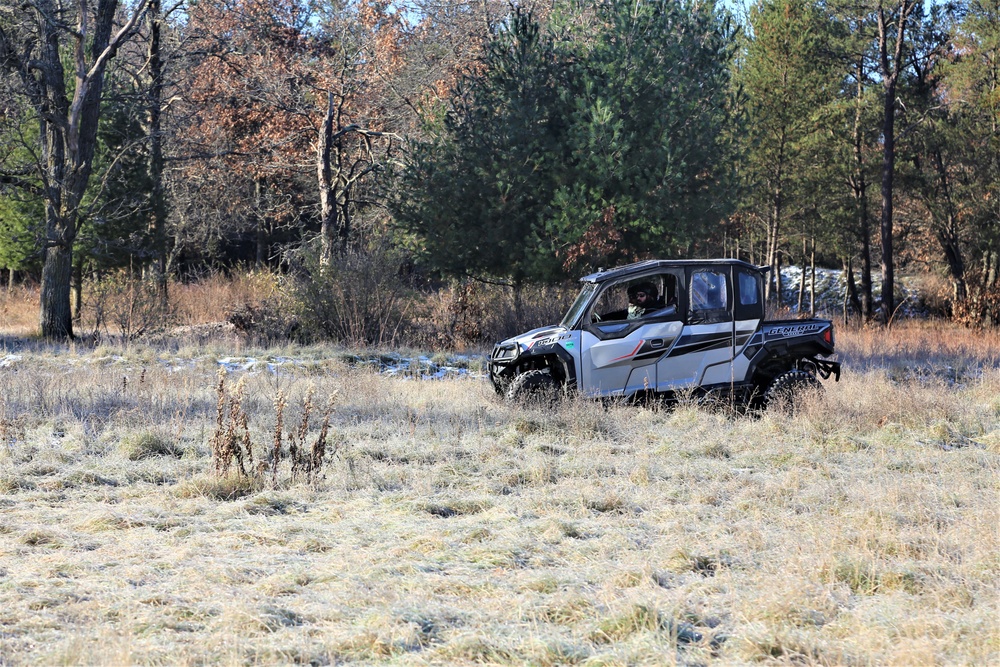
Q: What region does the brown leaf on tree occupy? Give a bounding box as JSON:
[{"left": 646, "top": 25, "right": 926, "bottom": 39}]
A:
[{"left": 561, "top": 206, "right": 626, "bottom": 273}]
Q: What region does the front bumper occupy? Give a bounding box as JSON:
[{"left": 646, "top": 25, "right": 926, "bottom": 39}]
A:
[{"left": 488, "top": 342, "right": 521, "bottom": 391}]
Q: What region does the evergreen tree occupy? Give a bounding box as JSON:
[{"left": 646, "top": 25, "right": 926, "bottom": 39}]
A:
[
  {"left": 736, "top": 0, "right": 841, "bottom": 306},
  {"left": 874, "top": 0, "right": 921, "bottom": 323},
  {"left": 395, "top": 0, "right": 735, "bottom": 285},
  {"left": 78, "top": 86, "right": 156, "bottom": 274},
  {"left": 822, "top": 1, "right": 883, "bottom": 320},
  {"left": 922, "top": 0, "right": 1000, "bottom": 322},
  {"left": 0, "top": 114, "right": 44, "bottom": 280},
  {"left": 0, "top": 196, "right": 43, "bottom": 281}
]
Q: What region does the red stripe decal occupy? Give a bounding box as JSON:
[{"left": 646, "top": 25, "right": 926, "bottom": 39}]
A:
[{"left": 610, "top": 340, "right": 644, "bottom": 362}]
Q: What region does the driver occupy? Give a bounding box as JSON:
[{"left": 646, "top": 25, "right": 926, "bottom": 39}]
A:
[{"left": 627, "top": 283, "right": 658, "bottom": 319}]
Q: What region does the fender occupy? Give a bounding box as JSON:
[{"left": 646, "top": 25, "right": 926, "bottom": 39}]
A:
[
  {"left": 743, "top": 319, "right": 841, "bottom": 384},
  {"left": 510, "top": 338, "right": 579, "bottom": 387}
]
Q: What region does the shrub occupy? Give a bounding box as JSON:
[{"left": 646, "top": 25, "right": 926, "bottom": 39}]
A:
[
  {"left": 954, "top": 281, "right": 1000, "bottom": 327},
  {"left": 87, "top": 272, "right": 173, "bottom": 342},
  {"left": 290, "top": 243, "right": 411, "bottom": 346},
  {"left": 223, "top": 270, "right": 298, "bottom": 343},
  {"left": 412, "top": 280, "right": 578, "bottom": 349},
  {"left": 210, "top": 369, "right": 334, "bottom": 488}
]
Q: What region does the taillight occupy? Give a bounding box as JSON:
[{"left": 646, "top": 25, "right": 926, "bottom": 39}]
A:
[{"left": 823, "top": 327, "right": 833, "bottom": 346}]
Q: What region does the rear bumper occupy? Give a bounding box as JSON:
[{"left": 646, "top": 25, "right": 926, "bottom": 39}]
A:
[{"left": 814, "top": 357, "right": 841, "bottom": 381}]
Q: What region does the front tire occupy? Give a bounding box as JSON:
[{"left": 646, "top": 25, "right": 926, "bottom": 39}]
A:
[
  {"left": 490, "top": 373, "right": 512, "bottom": 396},
  {"left": 763, "top": 369, "right": 821, "bottom": 413},
  {"left": 505, "top": 369, "right": 560, "bottom": 405}
]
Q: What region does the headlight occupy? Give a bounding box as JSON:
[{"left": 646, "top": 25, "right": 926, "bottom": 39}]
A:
[{"left": 491, "top": 344, "right": 519, "bottom": 363}]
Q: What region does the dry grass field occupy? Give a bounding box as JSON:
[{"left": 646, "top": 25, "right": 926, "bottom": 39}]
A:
[{"left": 0, "top": 310, "right": 997, "bottom": 665}]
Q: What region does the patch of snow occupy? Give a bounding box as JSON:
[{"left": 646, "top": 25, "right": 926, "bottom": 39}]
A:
[
  {"left": 209, "top": 353, "right": 483, "bottom": 380},
  {"left": 0, "top": 354, "right": 22, "bottom": 368},
  {"left": 161, "top": 358, "right": 198, "bottom": 372},
  {"left": 343, "top": 352, "right": 485, "bottom": 380},
  {"left": 777, "top": 266, "right": 926, "bottom": 318},
  {"left": 92, "top": 355, "right": 127, "bottom": 365},
  {"left": 217, "top": 357, "right": 259, "bottom": 373}
]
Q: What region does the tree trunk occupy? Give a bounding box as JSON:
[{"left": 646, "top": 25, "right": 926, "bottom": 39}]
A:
[
  {"left": 40, "top": 241, "right": 74, "bottom": 338},
  {"left": 929, "top": 150, "right": 967, "bottom": 306},
  {"left": 73, "top": 257, "right": 84, "bottom": 322},
  {"left": 147, "top": 0, "right": 168, "bottom": 302},
  {"left": 797, "top": 236, "right": 806, "bottom": 313},
  {"left": 843, "top": 257, "right": 862, "bottom": 321},
  {"left": 852, "top": 62, "right": 874, "bottom": 321},
  {"left": 775, "top": 251, "right": 783, "bottom": 311},
  {"left": 934, "top": 224, "right": 966, "bottom": 305},
  {"left": 512, "top": 281, "right": 524, "bottom": 329},
  {"left": 842, "top": 259, "right": 851, "bottom": 327},
  {"left": 809, "top": 240, "right": 816, "bottom": 317},
  {"left": 764, "top": 130, "right": 786, "bottom": 308},
  {"left": 876, "top": 0, "right": 917, "bottom": 326},
  {"left": 766, "top": 198, "right": 781, "bottom": 307},
  {"left": 860, "top": 211, "right": 873, "bottom": 320},
  {"left": 879, "top": 79, "right": 897, "bottom": 325},
  {"left": 254, "top": 179, "right": 267, "bottom": 269},
  {"left": 28, "top": 0, "right": 149, "bottom": 339},
  {"left": 318, "top": 92, "right": 339, "bottom": 265},
  {"left": 256, "top": 221, "right": 266, "bottom": 268}
]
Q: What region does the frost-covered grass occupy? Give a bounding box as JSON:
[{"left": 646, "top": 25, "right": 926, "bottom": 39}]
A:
[{"left": 0, "top": 325, "right": 997, "bottom": 665}]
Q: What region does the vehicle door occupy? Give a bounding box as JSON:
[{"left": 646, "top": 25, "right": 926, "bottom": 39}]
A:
[
  {"left": 580, "top": 273, "right": 684, "bottom": 397},
  {"left": 729, "top": 268, "right": 765, "bottom": 383},
  {"left": 656, "top": 267, "right": 736, "bottom": 390}
]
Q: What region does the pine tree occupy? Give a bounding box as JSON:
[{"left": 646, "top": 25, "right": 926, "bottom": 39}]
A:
[
  {"left": 395, "top": 0, "right": 736, "bottom": 285},
  {"left": 736, "top": 0, "right": 841, "bottom": 307}
]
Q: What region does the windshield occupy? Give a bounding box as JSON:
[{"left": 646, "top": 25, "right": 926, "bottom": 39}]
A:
[{"left": 560, "top": 282, "right": 599, "bottom": 328}]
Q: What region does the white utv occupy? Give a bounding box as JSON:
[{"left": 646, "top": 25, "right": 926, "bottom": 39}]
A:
[{"left": 489, "top": 259, "right": 841, "bottom": 409}]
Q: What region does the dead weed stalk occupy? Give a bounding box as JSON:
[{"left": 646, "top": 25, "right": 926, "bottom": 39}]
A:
[
  {"left": 210, "top": 369, "right": 335, "bottom": 488},
  {"left": 272, "top": 389, "right": 286, "bottom": 488},
  {"left": 288, "top": 387, "right": 334, "bottom": 484},
  {"left": 210, "top": 369, "right": 252, "bottom": 477}
]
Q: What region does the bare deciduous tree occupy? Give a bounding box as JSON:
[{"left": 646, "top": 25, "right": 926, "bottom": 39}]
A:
[{"left": 0, "top": 0, "right": 150, "bottom": 338}]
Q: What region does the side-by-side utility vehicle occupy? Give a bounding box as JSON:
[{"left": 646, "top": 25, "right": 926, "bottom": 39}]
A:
[{"left": 489, "top": 259, "right": 841, "bottom": 408}]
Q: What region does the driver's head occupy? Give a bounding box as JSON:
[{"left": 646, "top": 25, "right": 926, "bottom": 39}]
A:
[{"left": 628, "top": 282, "right": 657, "bottom": 306}]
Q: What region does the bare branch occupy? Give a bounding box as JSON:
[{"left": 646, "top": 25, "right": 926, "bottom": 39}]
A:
[
  {"left": 0, "top": 173, "right": 44, "bottom": 197},
  {"left": 86, "top": 0, "right": 152, "bottom": 81}
]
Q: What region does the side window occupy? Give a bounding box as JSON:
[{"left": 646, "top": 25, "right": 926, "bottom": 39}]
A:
[
  {"left": 739, "top": 271, "right": 759, "bottom": 306},
  {"left": 589, "top": 274, "right": 682, "bottom": 324},
  {"left": 661, "top": 274, "right": 678, "bottom": 308},
  {"left": 691, "top": 271, "right": 728, "bottom": 311},
  {"left": 591, "top": 283, "right": 630, "bottom": 322}
]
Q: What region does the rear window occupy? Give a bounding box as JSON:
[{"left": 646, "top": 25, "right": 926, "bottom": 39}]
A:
[
  {"left": 691, "top": 271, "right": 727, "bottom": 311},
  {"left": 739, "top": 271, "right": 759, "bottom": 306}
]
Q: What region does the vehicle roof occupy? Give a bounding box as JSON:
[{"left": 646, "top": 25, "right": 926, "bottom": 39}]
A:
[{"left": 579, "top": 259, "right": 767, "bottom": 283}]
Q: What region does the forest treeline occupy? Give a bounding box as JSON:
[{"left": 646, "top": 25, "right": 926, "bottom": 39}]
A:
[{"left": 1, "top": 0, "right": 998, "bottom": 340}]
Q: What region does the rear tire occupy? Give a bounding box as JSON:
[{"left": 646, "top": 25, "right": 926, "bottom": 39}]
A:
[
  {"left": 505, "top": 369, "right": 560, "bottom": 405},
  {"left": 763, "top": 369, "right": 821, "bottom": 413}
]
